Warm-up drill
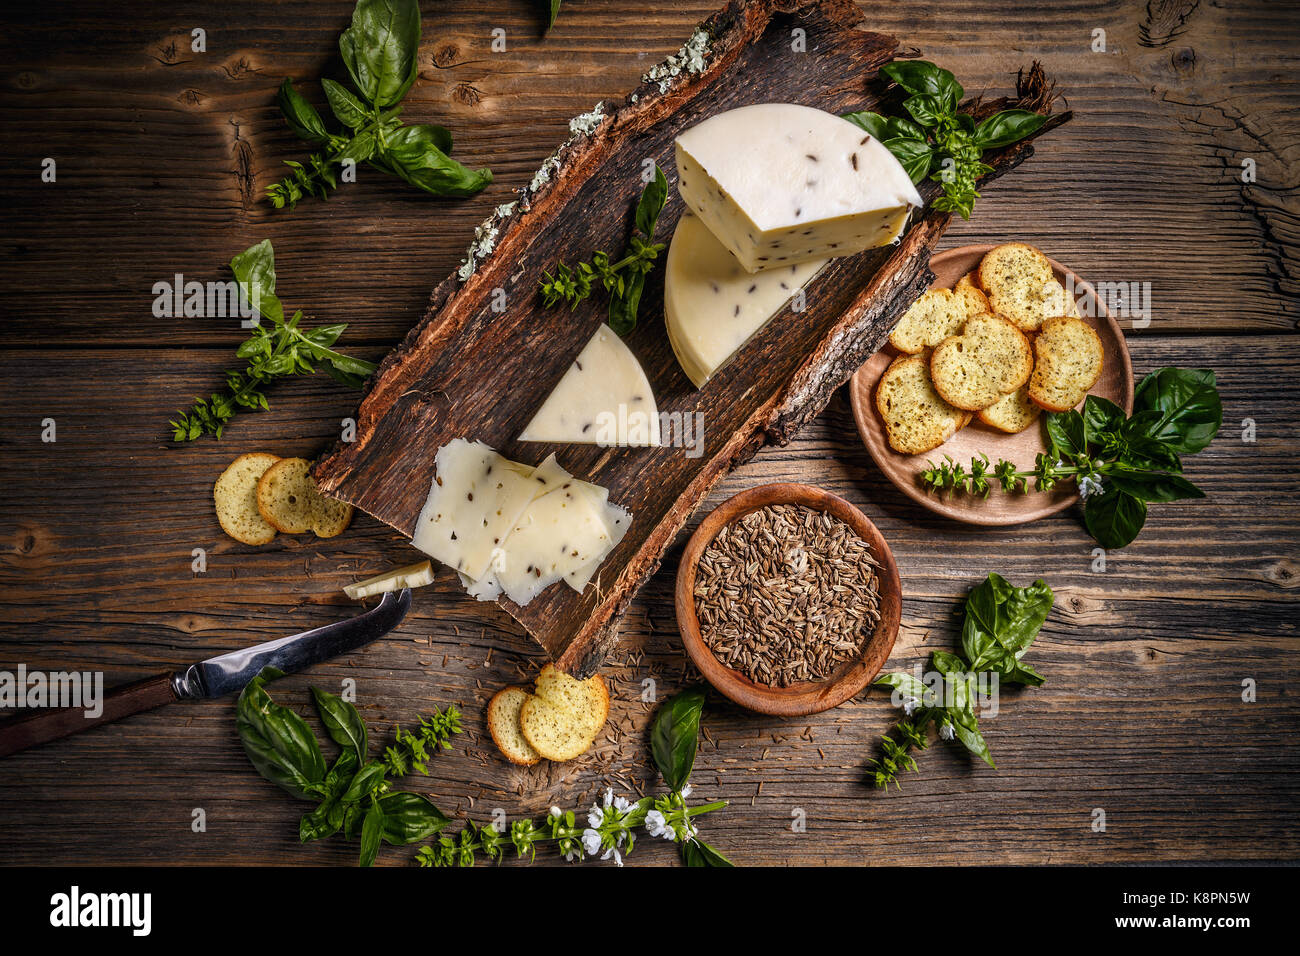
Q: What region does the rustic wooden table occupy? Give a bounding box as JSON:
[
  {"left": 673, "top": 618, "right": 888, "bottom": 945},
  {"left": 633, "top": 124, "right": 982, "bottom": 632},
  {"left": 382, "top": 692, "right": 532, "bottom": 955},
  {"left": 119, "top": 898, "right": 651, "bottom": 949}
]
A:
[{"left": 1, "top": 0, "right": 1296, "bottom": 867}]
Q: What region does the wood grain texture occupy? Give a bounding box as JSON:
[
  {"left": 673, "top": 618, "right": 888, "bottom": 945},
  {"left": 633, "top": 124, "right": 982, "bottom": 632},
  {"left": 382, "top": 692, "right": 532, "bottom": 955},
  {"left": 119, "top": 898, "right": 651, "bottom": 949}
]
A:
[
  {"left": 0, "top": 336, "right": 1296, "bottom": 865},
  {"left": 313, "top": 0, "right": 1068, "bottom": 674},
  {"left": 0, "top": 0, "right": 1297, "bottom": 867},
  {"left": 0, "top": 0, "right": 1295, "bottom": 348}
]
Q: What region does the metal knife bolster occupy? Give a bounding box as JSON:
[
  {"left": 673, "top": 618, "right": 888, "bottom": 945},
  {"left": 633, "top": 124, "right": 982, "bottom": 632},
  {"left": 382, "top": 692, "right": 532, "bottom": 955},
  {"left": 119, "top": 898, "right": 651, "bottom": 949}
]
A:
[{"left": 170, "top": 589, "right": 413, "bottom": 700}]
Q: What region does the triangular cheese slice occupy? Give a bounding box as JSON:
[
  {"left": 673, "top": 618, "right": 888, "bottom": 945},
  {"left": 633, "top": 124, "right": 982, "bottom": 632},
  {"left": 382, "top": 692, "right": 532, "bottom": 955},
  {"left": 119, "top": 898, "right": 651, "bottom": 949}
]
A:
[{"left": 518, "top": 324, "right": 660, "bottom": 447}]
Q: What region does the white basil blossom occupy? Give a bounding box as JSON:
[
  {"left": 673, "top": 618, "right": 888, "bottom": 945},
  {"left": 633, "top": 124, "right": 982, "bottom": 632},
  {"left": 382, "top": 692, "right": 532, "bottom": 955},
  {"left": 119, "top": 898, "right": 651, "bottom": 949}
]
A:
[
  {"left": 549, "top": 806, "right": 562, "bottom": 819},
  {"left": 939, "top": 722, "right": 955, "bottom": 741},
  {"left": 587, "top": 805, "right": 604, "bottom": 829},
  {"left": 902, "top": 695, "right": 920, "bottom": 716},
  {"left": 601, "top": 846, "right": 624, "bottom": 867},
  {"left": 581, "top": 829, "right": 602, "bottom": 855},
  {"left": 680, "top": 784, "right": 692, "bottom": 799},
  {"left": 645, "top": 809, "right": 669, "bottom": 839},
  {"left": 1078, "top": 473, "right": 1104, "bottom": 501}
]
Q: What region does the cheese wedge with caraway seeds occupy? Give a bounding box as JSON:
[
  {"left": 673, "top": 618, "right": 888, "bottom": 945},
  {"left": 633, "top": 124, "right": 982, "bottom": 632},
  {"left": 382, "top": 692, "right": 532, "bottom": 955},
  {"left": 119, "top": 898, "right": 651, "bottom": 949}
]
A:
[
  {"left": 518, "top": 324, "right": 660, "bottom": 447},
  {"left": 675, "top": 103, "right": 923, "bottom": 273},
  {"left": 665, "top": 213, "right": 826, "bottom": 387}
]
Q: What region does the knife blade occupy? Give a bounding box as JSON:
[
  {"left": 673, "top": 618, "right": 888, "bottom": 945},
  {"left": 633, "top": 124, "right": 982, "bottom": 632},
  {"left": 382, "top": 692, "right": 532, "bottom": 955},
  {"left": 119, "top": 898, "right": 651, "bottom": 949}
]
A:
[
  {"left": 0, "top": 589, "right": 412, "bottom": 758},
  {"left": 171, "top": 588, "right": 411, "bottom": 699}
]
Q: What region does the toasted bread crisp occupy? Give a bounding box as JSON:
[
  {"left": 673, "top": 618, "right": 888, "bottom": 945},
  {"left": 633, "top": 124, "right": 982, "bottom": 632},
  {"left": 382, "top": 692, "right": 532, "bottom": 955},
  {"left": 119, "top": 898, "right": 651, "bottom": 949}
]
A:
[
  {"left": 889, "top": 289, "right": 968, "bottom": 354},
  {"left": 256, "top": 457, "right": 353, "bottom": 537},
  {"left": 214, "top": 453, "right": 280, "bottom": 545},
  {"left": 487, "top": 687, "right": 542, "bottom": 766},
  {"left": 519, "top": 665, "right": 609, "bottom": 761},
  {"left": 978, "top": 243, "right": 1058, "bottom": 332},
  {"left": 876, "top": 354, "right": 969, "bottom": 455},
  {"left": 955, "top": 269, "right": 982, "bottom": 293},
  {"left": 978, "top": 383, "right": 1041, "bottom": 433},
  {"left": 929, "top": 313, "right": 1034, "bottom": 411},
  {"left": 1041, "top": 278, "right": 1081, "bottom": 319},
  {"left": 953, "top": 282, "right": 990, "bottom": 318},
  {"left": 1028, "top": 316, "right": 1105, "bottom": 412}
]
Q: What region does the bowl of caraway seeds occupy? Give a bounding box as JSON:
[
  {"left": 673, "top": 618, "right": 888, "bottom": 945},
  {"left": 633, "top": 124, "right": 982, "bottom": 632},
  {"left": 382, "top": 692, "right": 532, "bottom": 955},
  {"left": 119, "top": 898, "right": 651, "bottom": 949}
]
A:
[{"left": 675, "top": 483, "right": 900, "bottom": 716}]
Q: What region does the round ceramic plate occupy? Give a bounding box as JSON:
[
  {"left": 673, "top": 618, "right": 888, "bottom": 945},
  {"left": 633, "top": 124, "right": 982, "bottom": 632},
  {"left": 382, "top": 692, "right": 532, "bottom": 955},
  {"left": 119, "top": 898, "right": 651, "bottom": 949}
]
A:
[{"left": 849, "top": 244, "right": 1135, "bottom": 526}]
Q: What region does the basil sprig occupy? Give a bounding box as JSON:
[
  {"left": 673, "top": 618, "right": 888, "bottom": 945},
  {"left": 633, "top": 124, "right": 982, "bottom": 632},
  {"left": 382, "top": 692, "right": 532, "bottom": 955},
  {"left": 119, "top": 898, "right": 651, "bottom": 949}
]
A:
[
  {"left": 922, "top": 367, "right": 1222, "bottom": 549},
  {"left": 844, "top": 60, "right": 1046, "bottom": 218},
  {"left": 168, "top": 239, "right": 377, "bottom": 441},
  {"left": 416, "top": 686, "right": 731, "bottom": 867},
  {"left": 235, "top": 668, "right": 457, "bottom": 866},
  {"left": 268, "top": 0, "right": 491, "bottom": 209},
  {"left": 539, "top": 164, "right": 668, "bottom": 336},
  {"left": 648, "top": 686, "right": 733, "bottom": 866},
  {"left": 872, "top": 574, "right": 1054, "bottom": 789}
]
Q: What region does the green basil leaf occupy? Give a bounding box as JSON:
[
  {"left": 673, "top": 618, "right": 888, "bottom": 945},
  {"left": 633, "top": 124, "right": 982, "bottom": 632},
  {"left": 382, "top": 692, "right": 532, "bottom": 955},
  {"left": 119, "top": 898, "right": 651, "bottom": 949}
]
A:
[
  {"left": 881, "top": 60, "right": 963, "bottom": 109},
  {"left": 377, "top": 792, "right": 450, "bottom": 844},
  {"left": 299, "top": 802, "right": 341, "bottom": 843},
  {"left": 381, "top": 125, "right": 492, "bottom": 198},
  {"left": 306, "top": 324, "right": 347, "bottom": 348},
  {"left": 1120, "top": 424, "right": 1185, "bottom": 472},
  {"left": 973, "top": 109, "right": 1047, "bottom": 149},
  {"left": 229, "top": 239, "right": 284, "bottom": 326},
  {"left": 931, "top": 650, "right": 967, "bottom": 676},
  {"left": 635, "top": 164, "right": 668, "bottom": 238},
  {"left": 841, "top": 110, "right": 891, "bottom": 141},
  {"left": 544, "top": 0, "right": 562, "bottom": 30},
  {"left": 359, "top": 803, "right": 384, "bottom": 867},
  {"left": 875, "top": 671, "right": 929, "bottom": 701},
  {"left": 340, "top": 761, "right": 387, "bottom": 803},
  {"left": 336, "top": 129, "right": 377, "bottom": 165},
  {"left": 1132, "top": 367, "right": 1222, "bottom": 455},
  {"left": 299, "top": 752, "right": 355, "bottom": 844},
  {"left": 608, "top": 269, "right": 646, "bottom": 337},
  {"left": 276, "top": 79, "right": 329, "bottom": 144},
  {"left": 1082, "top": 394, "right": 1126, "bottom": 444},
  {"left": 881, "top": 136, "right": 933, "bottom": 183},
  {"left": 338, "top": 0, "right": 421, "bottom": 109},
  {"left": 323, "top": 364, "right": 368, "bottom": 389},
  {"left": 1045, "top": 410, "right": 1086, "bottom": 460},
  {"left": 1084, "top": 487, "right": 1147, "bottom": 549},
  {"left": 235, "top": 666, "right": 327, "bottom": 800},
  {"left": 1105, "top": 469, "right": 1205, "bottom": 503},
  {"left": 681, "top": 838, "right": 734, "bottom": 867},
  {"left": 961, "top": 573, "right": 1053, "bottom": 677},
  {"left": 310, "top": 686, "right": 368, "bottom": 762},
  {"left": 386, "top": 122, "right": 452, "bottom": 155},
  {"left": 321, "top": 78, "right": 370, "bottom": 129},
  {"left": 994, "top": 577, "right": 1054, "bottom": 657},
  {"left": 885, "top": 115, "right": 928, "bottom": 141},
  {"left": 951, "top": 718, "right": 995, "bottom": 767},
  {"left": 903, "top": 93, "right": 948, "bottom": 128},
  {"left": 650, "top": 686, "right": 706, "bottom": 792}
]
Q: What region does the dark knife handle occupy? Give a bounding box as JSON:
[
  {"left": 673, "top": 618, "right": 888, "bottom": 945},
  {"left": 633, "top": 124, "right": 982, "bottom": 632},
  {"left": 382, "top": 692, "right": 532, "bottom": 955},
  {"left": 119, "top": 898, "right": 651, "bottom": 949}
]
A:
[{"left": 0, "top": 673, "right": 178, "bottom": 759}]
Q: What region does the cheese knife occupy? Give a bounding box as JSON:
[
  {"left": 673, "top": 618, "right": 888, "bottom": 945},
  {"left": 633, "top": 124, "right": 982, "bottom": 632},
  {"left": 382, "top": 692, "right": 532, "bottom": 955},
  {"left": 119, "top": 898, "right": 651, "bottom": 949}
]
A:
[{"left": 0, "top": 588, "right": 412, "bottom": 759}]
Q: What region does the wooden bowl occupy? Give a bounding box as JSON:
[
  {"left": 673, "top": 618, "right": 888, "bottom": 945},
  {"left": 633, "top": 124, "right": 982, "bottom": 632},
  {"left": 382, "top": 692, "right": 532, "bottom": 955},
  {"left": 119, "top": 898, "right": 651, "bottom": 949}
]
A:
[
  {"left": 849, "top": 244, "right": 1135, "bottom": 526},
  {"left": 675, "top": 483, "right": 901, "bottom": 717}
]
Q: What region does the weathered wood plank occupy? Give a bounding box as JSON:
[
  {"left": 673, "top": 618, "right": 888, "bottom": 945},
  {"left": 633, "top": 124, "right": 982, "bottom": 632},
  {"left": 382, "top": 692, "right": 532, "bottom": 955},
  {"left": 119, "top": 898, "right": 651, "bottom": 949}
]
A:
[
  {"left": 0, "top": 0, "right": 1294, "bottom": 350},
  {"left": 0, "top": 333, "right": 1295, "bottom": 864}
]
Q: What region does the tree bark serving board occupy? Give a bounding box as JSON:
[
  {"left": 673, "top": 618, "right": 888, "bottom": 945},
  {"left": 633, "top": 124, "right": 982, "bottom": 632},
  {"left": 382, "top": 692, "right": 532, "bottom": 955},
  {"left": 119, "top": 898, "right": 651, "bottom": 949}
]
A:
[{"left": 313, "top": 0, "right": 1068, "bottom": 676}]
